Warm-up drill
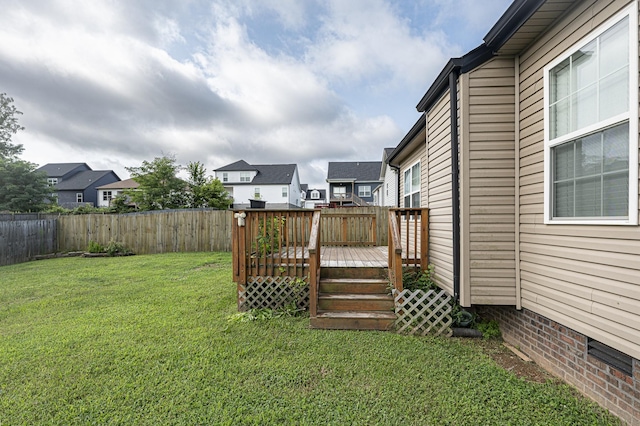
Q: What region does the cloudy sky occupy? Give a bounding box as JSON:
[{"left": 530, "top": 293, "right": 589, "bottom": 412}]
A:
[{"left": 1, "top": 0, "right": 511, "bottom": 189}]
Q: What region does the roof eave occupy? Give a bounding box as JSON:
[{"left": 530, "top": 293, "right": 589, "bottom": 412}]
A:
[
  {"left": 483, "top": 0, "right": 547, "bottom": 50},
  {"left": 388, "top": 114, "right": 426, "bottom": 166}
]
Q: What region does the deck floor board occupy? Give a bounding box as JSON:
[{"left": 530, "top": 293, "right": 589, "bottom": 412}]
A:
[{"left": 320, "top": 246, "right": 388, "bottom": 268}]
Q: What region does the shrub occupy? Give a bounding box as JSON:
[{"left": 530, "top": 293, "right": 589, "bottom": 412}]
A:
[
  {"left": 402, "top": 264, "right": 437, "bottom": 292},
  {"left": 87, "top": 240, "right": 105, "bottom": 253},
  {"left": 477, "top": 319, "right": 502, "bottom": 339}
]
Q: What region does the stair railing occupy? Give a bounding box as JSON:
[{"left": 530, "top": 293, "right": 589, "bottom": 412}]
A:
[
  {"left": 388, "top": 208, "right": 430, "bottom": 292},
  {"left": 388, "top": 212, "right": 403, "bottom": 292},
  {"left": 308, "top": 210, "right": 321, "bottom": 319}
]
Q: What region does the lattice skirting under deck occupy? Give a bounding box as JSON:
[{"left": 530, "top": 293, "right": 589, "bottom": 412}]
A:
[
  {"left": 393, "top": 289, "right": 453, "bottom": 336},
  {"left": 238, "top": 276, "right": 310, "bottom": 311}
]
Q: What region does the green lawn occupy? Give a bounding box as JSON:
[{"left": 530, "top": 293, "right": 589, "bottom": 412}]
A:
[{"left": 0, "top": 253, "right": 620, "bottom": 425}]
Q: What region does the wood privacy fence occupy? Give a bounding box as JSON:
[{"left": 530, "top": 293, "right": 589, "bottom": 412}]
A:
[
  {"left": 0, "top": 220, "right": 57, "bottom": 266},
  {"left": 58, "top": 209, "right": 234, "bottom": 254}
]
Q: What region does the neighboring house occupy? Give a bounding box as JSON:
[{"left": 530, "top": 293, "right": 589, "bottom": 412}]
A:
[
  {"left": 326, "top": 161, "right": 382, "bottom": 206},
  {"left": 377, "top": 147, "right": 400, "bottom": 207},
  {"left": 54, "top": 170, "right": 121, "bottom": 208},
  {"left": 214, "top": 160, "right": 302, "bottom": 209},
  {"left": 300, "top": 184, "right": 328, "bottom": 209},
  {"left": 95, "top": 178, "right": 139, "bottom": 207},
  {"left": 388, "top": 0, "right": 639, "bottom": 422},
  {"left": 36, "top": 163, "right": 91, "bottom": 186}
]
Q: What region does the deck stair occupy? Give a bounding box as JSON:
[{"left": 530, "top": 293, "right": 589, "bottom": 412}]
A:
[{"left": 311, "top": 266, "right": 395, "bottom": 330}]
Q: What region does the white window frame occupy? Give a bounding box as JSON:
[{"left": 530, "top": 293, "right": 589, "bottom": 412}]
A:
[
  {"left": 102, "top": 191, "right": 113, "bottom": 201},
  {"left": 403, "top": 161, "right": 420, "bottom": 208},
  {"left": 543, "top": 3, "right": 638, "bottom": 225},
  {"left": 222, "top": 172, "right": 228, "bottom": 182},
  {"left": 240, "top": 172, "right": 251, "bottom": 182},
  {"left": 333, "top": 186, "right": 346, "bottom": 198},
  {"left": 76, "top": 193, "right": 83, "bottom": 203},
  {"left": 358, "top": 185, "right": 371, "bottom": 198},
  {"left": 47, "top": 178, "right": 58, "bottom": 185},
  {"left": 282, "top": 186, "right": 288, "bottom": 198},
  {"left": 254, "top": 187, "right": 260, "bottom": 199},
  {"left": 311, "top": 190, "right": 320, "bottom": 200}
]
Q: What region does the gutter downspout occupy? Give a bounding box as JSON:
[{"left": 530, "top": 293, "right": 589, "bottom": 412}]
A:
[
  {"left": 449, "top": 70, "right": 461, "bottom": 303},
  {"left": 390, "top": 165, "right": 401, "bottom": 207}
]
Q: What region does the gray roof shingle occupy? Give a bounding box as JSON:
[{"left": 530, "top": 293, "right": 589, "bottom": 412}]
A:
[
  {"left": 214, "top": 160, "right": 257, "bottom": 172},
  {"left": 55, "top": 171, "right": 119, "bottom": 190},
  {"left": 327, "top": 161, "right": 382, "bottom": 182},
  {"left": 37, "top": 163, "right": 90, "bottom": 177}
]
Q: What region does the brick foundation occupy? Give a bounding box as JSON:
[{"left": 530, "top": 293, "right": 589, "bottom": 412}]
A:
[{"left": 481, "top": 306, "right": 639, "bottom": 425}]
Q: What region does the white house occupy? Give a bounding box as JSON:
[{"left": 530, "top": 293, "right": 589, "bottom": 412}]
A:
[
  {"left": 214, "top": 160, "right": 302, "bottom": 209},
  {"left": 95, "top": 178, "right": 139, "bottom": 207}
]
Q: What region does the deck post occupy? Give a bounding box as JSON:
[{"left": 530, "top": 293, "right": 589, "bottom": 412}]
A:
[{"left": 421, "top": 208, "right": 429, "bottom": 270}]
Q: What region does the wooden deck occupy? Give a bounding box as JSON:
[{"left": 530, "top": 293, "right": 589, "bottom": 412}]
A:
[{"left": 321, "top": 246, "right": 388, "bottom": 268}]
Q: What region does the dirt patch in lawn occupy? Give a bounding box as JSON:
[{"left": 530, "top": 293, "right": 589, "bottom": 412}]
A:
[{"left": 474, "top": 339, "right": 555, "bottom": 383}]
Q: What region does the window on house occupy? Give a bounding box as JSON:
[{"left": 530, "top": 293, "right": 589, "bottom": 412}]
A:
[
  {"left": 311, "top": 190, "right": 320, "bottom": 200},
  {"left": 404, "top": 162, "right": 420, "bottom": 207},
  {"left": 358, "top": 185, "right": 371, "bottom": 198},
  {"left": 254, "top": 187, "right": 260, "bottom": 198},
  {"left": 282, "top": 187, "right": 288, "bottom": 198},
  {"left": 333, "top": 186, "right": 346, "bottom": 198},
  {"left": 47, "top": 178, "right": 58, "bottom": 185},
  {"left": 76, "top": 193, "right": 83, "bottom": 203},
  {"left": 222, "top": 172, "right": 228, "bottom": 182},
  {"left": 102, "top": 191, "right": 113, "bottom": 201},
  {"left": 544, "top": 6, "right": 638, "bottom": 224},
  {"left": 240, "top": 172, "right": 251, "bottom": 182}
]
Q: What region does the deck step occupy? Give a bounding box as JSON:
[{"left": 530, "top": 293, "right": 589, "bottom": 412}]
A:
[
  {"left": 311, "top": 311, "right": 396, "bottom": 330},
  {"left": 319, "top": 278, "right": 390, "bottom": 294},
  {"left": 321, "top": 267, "right": 387, "bottom": 280},
  {"left": 318, "top": 293, "right": 394, "bottom": 312}
]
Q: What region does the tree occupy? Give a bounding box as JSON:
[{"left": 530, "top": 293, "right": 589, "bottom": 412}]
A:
[
  {"left": 126, "top": 155, "right": 186, "bottom": 210},
  {"left": 186, "top": 161, "right": 233, "bottom": 209},
  {"left": 0, "top": 93, "right": 51, "bottom": 212},
  {"left": 0, "top": 93, "right": 25, "bottom": 159}
]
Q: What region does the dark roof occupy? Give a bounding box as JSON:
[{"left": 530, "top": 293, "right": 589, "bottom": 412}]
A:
[
  {"left": 55, "top": 171, "right": 120, "bottom": 190},
  {"left": 252, "top": 164, "right": 297, "bottom": 185},
  {"left": 37, "top": 163, "right": 90, "bottom": 177},
  {"left": 327, "top": 161, "right": 383, "bottom": 182},
  {"left": 300, "top": 184, "right": 309, "bottom": 192},
  {"left": 384, "top": 147, "right": 395, "bottom": 157},
  {"left": 214, "top": 159, "right": 257, "bottom": 172}
]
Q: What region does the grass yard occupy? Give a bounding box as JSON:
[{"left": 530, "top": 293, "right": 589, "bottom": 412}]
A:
[{"left": 0, "top": 253, "right": 621, "bottom": 425}]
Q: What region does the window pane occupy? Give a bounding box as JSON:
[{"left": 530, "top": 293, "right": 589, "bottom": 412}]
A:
[
  {"left": 404, "top": 195, "right": 411, "bottom": 207},
  {"left": 603, "top": 172, "right": 629, "bottom": 216},
  {"left": 404, "top": 170, "right": 411, "bottom": 193},
  {"left": 599, "top": 68, "right": 628, "bottom": 120},
  {"left": 554, "top": 181, "right": 574, "bottom": 217},
  {"left": 572, "top": 83, "right": 597, "bottom": 132},
  {"left": 412, "top": 192, "right": 420, "bottom": 208},
  {"left": 603, "top": 124, "right": 629, "bottom": 172},
  {"left": 600, "top": 18, "right": 629, "bottom": 77},
  {"left": 412, "top": 163, "right": 420, "bottom": 188},
  {"left": 571, "top": 40, "right": 597, "bottom": 92},
  {"left": 554, "top": 142, "right": 574, "bottom": 181},
  {"left": 575, "top": 133, "right": 602, "bottom": 178},
  {"left": 550, "top": 58, "right": 570, "bottom": 103},
  {"left": 575, "top": 176, "right": 602, "bottom": 216},
  {"left": 550, "top": 98, "right": 570, "bottom": 139}
]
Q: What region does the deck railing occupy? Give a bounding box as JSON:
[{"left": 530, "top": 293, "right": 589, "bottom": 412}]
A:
[
  {"left": 329, "top": 193, "right": 369, "bottom": 206},
  {"left": 308, "top": 211, "right": 321, "bottom": 320},
  {"left": 388, "top": 208, "right": 429, "bottom": 292},
  {"left": 320, "top": 212, "right": 376, "bottom": 246}
]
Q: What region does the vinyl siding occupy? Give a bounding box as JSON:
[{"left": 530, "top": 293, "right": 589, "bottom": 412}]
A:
[
  {"left": 399, "top": 135, "right": 426, "bottom": 209},
  {"left": 462, "top": 57, "right": 517, "bottom": 306},
  {"left": 426, "top": 89, "right": 454, "bottom": 296},
  {"left": 517, "top": 0, "right": 640, "bottom": 359}
]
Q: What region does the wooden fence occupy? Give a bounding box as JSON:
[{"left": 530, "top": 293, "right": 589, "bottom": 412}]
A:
[
  {"left": 58, "top": 209, "right": 234, "bottom": 254},
  {"left": 0, "top": 220, "right": 57, "bottom": 266}
]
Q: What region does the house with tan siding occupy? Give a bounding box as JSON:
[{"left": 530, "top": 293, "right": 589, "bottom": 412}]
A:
[{"left": 389, "top": 0, "right": 640, "bottom": 423}]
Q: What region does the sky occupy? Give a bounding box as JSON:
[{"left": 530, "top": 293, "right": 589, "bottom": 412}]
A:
[{"left": 1, "top": 0, "right": 512, "bottom": 189}]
